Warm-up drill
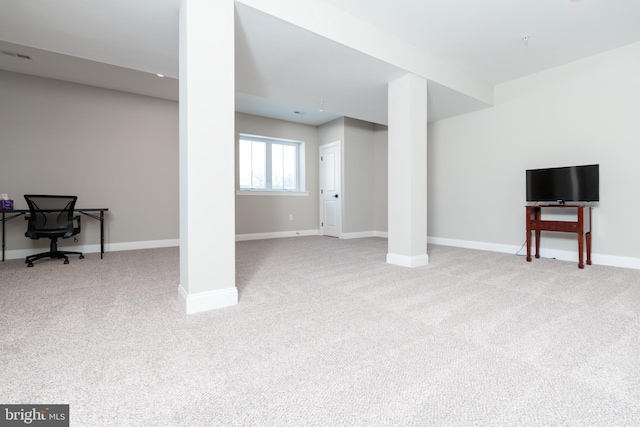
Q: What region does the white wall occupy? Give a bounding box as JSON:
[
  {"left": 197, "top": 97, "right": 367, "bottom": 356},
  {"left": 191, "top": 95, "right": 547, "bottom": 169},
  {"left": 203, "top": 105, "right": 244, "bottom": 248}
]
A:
[
  {"left": 0, "top": 70, "right": 179, "bottom": 256},
  {"left": 427, "top": 41, "right": 640, "bottom": 264}
]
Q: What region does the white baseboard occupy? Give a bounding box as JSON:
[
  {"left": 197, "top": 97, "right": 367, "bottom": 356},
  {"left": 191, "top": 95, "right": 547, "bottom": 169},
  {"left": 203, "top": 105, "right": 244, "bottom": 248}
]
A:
[
  {"left": 427, "top": 236, "right": 640, "bottom": 270},
  {"left": 427, "top": 237, "right": 521, "bottom": 255},
  {"left": 340, "top": 231, "right": 375, "bottom": 239},
  {"left": 4, "top": 248, "right": 41, "bottom": 261},
  {"left": 386, "top": 253, "right": 429, "bottom": 268},
  {"left": 236, "top": 230, "right": 387, "bottom": 241},
  {"left": 178, "top": 284, "right": 238, "bottom": 314},
  {"left": 535, "top": 248, "right": 640, "bottom": 270},
  {"left": 336, "top": 230, "right": 388, "bottom": 239},
  {"left": 10, "top": 233, "right": 639, "bottom": 271},
  {"left": 235, "top": 229, "right": 318, "bottom": 241},
  {"left": 107, "top": 239, "right": 179, "bottom": 252},
  {"left": 3, "top": 239, "right": 180, "bottom": 261},
  {"left": 590, "top": 253, "right": 640, "bottom": 270}
]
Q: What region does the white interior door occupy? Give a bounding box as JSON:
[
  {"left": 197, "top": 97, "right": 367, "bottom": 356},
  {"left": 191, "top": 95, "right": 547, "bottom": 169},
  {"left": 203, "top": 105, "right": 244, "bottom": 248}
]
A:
[{"left": 320, "top": 142, "right": 341, "bottom": 237}]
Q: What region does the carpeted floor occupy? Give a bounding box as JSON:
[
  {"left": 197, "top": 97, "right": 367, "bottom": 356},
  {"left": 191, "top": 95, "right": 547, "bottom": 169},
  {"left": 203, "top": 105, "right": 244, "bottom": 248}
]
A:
[{"left": 1, "top": 236, "right": 639, "bottom": 426}]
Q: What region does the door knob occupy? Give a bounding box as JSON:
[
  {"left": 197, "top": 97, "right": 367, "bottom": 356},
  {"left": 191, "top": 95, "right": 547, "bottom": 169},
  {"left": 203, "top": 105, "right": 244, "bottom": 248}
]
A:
[{"left": 334, "top": 194, "right": 339, "bottom": 198}]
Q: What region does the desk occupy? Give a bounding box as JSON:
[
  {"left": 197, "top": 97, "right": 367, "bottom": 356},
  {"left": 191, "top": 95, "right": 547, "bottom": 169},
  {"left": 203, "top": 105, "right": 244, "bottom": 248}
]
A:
[
  {"left": 526, "top": 205, "right": 592, "bottom": 269},
  {"left": 1, "top": 208, "right": 108, "bottom": 261}
]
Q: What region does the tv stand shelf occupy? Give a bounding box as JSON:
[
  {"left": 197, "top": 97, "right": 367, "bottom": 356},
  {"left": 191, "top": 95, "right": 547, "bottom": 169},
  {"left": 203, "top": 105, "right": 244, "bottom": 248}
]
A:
[{"left": 526, "top": 205, "right": 592, "bottom": 269}]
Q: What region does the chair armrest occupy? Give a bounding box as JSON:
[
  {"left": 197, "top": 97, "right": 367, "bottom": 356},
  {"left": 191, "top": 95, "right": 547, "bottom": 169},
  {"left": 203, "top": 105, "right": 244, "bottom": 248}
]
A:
[{"left": 63, "top": 215, "right": 81, "bottom": 238}]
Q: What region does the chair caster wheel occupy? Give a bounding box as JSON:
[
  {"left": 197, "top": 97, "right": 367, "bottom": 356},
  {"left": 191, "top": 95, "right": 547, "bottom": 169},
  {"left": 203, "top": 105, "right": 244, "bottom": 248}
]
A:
[
  {"left": 27, "top": 262, "right": 33, "bottom": 267},
  {"left": 79, "top": 255, "right": 85, "bottom": 259},
  {"left": 64, "top": 259, "right": 69, "bottom": 264}
]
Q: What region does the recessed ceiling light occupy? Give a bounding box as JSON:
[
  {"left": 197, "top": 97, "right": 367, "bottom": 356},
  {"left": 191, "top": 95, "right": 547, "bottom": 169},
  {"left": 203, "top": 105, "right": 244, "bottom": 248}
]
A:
[{"left": 156, "top": 74, "right": 165, "bottom": 78}]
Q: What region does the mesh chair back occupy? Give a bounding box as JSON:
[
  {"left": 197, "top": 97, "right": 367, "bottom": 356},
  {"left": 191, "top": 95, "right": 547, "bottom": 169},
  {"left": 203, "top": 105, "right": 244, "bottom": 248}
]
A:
[{"left": 24, "top": 195, "right": 78, "bottom": 238}]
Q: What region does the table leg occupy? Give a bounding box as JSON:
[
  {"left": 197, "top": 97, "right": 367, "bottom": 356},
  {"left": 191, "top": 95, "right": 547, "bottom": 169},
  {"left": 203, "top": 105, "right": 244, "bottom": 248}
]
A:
[
  {"left": 100, "top": 210, "right": 105, "bottom": 259},
  {"left": 578, "top": 233, "right": 584, "bottom": 269},
  {"left": 534, "top": 207, "right": 541, "bottom": 259},
  {"left": 586, "top": 231, "right": 592, "bottom": 265},
  {"left": 2, "top": 212, "right": 5, "bottom": 262}
]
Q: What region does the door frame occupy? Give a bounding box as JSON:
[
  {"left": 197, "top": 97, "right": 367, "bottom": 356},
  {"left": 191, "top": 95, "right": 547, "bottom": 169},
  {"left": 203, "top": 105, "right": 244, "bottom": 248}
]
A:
[{"left": 319, "top": 140, "right": 342, "bottom": 237}]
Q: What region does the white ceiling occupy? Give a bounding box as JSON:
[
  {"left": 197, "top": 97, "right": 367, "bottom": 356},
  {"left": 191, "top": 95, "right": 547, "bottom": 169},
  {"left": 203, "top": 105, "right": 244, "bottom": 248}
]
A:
[
  {"left": 323, "top": 0, "right": 640, "bottom": 85},
  {"left": 1, "top": 0, "right": 639, "bottom": 126}
]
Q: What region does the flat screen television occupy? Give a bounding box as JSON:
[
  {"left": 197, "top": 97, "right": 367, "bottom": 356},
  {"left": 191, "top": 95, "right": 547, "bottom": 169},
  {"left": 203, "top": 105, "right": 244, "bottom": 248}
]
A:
[{"left": 526, "top": 164, "right": 599, "bottom": 203}]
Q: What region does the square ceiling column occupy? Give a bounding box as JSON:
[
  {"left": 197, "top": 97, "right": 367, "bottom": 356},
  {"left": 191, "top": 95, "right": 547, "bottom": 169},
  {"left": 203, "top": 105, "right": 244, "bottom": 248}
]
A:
[
  {"left": 178, "top": 0, "right": 237, "bottom": 313},
  {"left": 387, "top": 73, "right": 428, "bottom": 268}
]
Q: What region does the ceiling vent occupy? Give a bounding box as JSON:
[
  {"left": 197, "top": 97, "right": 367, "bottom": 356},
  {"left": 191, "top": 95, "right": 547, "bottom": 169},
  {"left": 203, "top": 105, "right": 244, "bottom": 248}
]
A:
[{"left": 1, "top": 50, "right": 32, "bottom": 60}]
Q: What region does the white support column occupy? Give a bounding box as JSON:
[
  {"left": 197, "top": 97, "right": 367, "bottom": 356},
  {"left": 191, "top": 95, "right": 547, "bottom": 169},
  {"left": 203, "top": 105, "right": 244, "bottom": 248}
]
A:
[
  {"left": 387, "top": 73, "right": 428, "bottom": 268},
  {"left": 178, "top": 0, "right": 237, "bottom": 313}
]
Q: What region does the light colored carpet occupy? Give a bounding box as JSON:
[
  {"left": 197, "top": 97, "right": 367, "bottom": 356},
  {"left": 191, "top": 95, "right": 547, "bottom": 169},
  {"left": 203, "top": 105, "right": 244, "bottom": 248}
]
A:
[{"left": 1, "top": 236, "right": 639, "bottom": 426}]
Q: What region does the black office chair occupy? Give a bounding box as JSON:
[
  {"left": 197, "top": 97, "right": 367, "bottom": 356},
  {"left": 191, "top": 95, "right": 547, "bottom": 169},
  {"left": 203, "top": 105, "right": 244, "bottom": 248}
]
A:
[{"left": 24, "top": 195, "right": 84, "bottom": 267}]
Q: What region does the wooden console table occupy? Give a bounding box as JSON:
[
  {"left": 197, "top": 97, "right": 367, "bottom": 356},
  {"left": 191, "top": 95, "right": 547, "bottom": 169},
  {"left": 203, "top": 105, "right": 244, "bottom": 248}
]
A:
[{"left": 526, "top": 205, "right": 592, "bottom": 269}]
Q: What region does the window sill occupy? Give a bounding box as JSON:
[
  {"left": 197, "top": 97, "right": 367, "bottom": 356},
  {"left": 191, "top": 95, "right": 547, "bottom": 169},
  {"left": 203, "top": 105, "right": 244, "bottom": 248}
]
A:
[{"left": 236, "top": 190, "right": 309, "bottom": 197}]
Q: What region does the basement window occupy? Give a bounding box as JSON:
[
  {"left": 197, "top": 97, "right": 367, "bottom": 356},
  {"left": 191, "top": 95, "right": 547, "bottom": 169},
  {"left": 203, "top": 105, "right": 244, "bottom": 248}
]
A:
[{"left": 238, "top": 134, "right": 306, "bottom": 194}]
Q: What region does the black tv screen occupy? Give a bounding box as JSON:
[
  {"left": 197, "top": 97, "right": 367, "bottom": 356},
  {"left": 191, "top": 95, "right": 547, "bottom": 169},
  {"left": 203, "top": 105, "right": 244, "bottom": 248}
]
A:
[{"left": 526, "top": 164, "right": 599, "bottom": 203}]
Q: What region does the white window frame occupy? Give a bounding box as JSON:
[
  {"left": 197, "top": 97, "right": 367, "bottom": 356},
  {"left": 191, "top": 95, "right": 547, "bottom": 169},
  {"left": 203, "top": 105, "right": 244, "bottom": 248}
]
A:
[{"left": 237, "top": 133, "right": 307, "bottom": 196}]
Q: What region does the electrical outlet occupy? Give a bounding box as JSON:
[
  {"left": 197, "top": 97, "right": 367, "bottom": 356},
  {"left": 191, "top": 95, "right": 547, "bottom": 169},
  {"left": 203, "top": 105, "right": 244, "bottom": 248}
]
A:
[{"left": 289, "top": 214, "right": 293, "bottom": 221}]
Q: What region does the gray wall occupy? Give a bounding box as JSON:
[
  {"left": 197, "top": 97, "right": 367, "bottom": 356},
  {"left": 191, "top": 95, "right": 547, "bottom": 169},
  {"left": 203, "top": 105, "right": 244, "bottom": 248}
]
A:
[
  {"left": 427, "top": 41, "right": 640, "bottom": 260},
  {"left": 343, "top": 117, "right": 375, "bottom": 233},
  {"left": 318, "top": 117, "right": 344, "bottom": 146},
  {"left": 237, "top": 114, "right": 387, "bottom": 236},
  {"left": 319, "top": 117, "right": 387, "bottom": 235},
  {"left": 0, "top": 71, "right": 388, "bottom": 257},
  {"left": 0, "top": 70, "right": 179, "bottom": 253},
  {"left": 373, "top": 124, "right": 388, "bottom": 233},
  {"left": 235, "top": 112, "right": 320, "bottom": 235}
]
